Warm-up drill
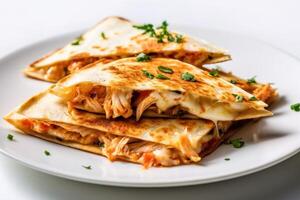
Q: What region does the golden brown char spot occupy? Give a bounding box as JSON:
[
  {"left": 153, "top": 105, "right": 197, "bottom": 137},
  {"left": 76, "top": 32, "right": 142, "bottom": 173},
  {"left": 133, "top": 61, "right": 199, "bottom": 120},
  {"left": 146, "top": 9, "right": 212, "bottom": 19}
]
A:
[
  {"left": 131, "top": 35, "right": 166, "bottom": 52},
  {"left": 71, "top": 52, "right": 91, "bottom": 59},
  {"left": 115, "top": 46, "right": 132, "bottom": 55},
  {"left": 103, "top": 58, "right": 223, "bottom": 99}
]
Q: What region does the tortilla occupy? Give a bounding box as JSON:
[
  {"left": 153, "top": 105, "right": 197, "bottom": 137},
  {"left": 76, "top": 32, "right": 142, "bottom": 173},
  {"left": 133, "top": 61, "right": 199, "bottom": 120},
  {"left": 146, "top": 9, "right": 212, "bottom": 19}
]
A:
[
  {"left": 24, "top": 16, "right": 230, "bottom": 82},
  {"left": 5, "top": 91, "right": 233, "bottom": 167},
  {"left": 51, "top": 57, "right": 272, "bottom": 122}
]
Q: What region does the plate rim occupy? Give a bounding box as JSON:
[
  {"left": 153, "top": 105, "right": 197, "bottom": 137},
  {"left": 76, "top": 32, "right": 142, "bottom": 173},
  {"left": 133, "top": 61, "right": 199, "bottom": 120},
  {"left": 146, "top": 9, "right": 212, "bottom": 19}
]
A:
[{"left": 0, "top": 142, "right": 299, "bottom": 187}]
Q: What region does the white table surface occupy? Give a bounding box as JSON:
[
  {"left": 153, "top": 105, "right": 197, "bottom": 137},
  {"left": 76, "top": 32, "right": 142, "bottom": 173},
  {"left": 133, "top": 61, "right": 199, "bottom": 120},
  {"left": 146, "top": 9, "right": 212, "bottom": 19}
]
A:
[{"left": 0, "top": 0, "right": 300, "bottom": 199}]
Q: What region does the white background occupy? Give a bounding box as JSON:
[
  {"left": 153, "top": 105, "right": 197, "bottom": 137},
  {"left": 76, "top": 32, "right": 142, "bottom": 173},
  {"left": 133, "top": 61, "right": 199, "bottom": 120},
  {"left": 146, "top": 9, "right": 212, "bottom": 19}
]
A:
[{"left": 0, "top": 0, "right": 300, "bottom": 199}]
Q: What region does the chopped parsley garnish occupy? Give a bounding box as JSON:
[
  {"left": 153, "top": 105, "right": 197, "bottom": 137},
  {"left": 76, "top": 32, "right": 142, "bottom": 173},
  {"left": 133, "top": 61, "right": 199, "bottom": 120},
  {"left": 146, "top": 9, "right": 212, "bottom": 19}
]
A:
[
  {"left": 228, "top": 138, "right": 245, "bottom": 148},
  {"left": 136, "top": 53, "right": 151, "bottom": 62},
  {"left": 71, "top": 35, "right": 83, "bottom": 45},
  {"left": 291, "top": 103, "right": 300, "bottom": 112},
  {"left": 156, "top": 21, "right": 174, "bottom": 43},
  {"left": 156, "top": 74, "right": 170, "bottom": 80},
  {"left": 181, "top": 72, "right": 196, "bottom": 82},
  {"left": 232, "top": 94, "right": 244, "bottom": 102},
  {"left": 158, "top": 66, "right": 173, "bottom": 74},
  {"left": 225, "top": 158, "right": 230, "bottom": 161},
  {"left": 142, "top": 70, "right": 154, "bottom": 79},
  {"left": 230, "top": 80, "right": 237, "bottom": 84},
  {"left": 44, "top": 150, "right": 51, "bottom": 156},
  {"left": 133, "top": 23, "right": 156, "bottom": 37},
  {"left": 167, "top": 34, "right": 175, "bottom": 42},
  {"left": 7, "top": 134, "right": 14, "bottom": 141},
  {"left": 247, "top": 76, "right": 257, "bottom": 84},
  {"left": 209, "top": 68, "right": 219, "bottom": 77},
  {"left": 133, "top": 21, "right": 183, "bottom": 43},
  {"left": 101, "top": 32, "right": 107, "bottom": 39},
  {"left": 249, "top": 96, "right": 258, "bottom": 101},
  {"left": 175, "top": 34, "right": 183, "bottom": 43},
  {"left": 82, "top": 165, "right": 91, "bottom": 170}
]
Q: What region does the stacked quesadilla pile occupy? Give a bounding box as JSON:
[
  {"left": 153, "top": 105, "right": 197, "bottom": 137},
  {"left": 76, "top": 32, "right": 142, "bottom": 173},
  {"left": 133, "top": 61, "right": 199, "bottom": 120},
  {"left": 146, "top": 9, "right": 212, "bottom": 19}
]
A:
[{"left": 4, "top": 17, "right": 277, "bottom": 168}]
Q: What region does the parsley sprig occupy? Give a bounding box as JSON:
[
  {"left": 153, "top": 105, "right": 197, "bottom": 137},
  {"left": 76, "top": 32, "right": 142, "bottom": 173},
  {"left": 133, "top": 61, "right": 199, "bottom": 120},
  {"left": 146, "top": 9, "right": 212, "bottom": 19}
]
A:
[
  {"left": 158, "top": 66, "right": 173, "bottom": 74},
  {"left": 71, "top": 35, "right": 83, "bottom": 45},
  {"left": 232, "top": 94, "right": 244, "bottom": 102},
  {"left": 291, "top": 103, "right": 300, "bottom": 112},
  {"left": 181, "top": 72, "right": 196, "bottom": 82},
  {"left": 209, "top": 68, "right": 219, "bottom": 77},
  {"left": 249, "top": 96, "right": 258, "bottom": 101},
  {"left": 133, "top": 21, "right": 184, "bottom": 43},
  {"left": 230, "top": 80, "right": 237, "bottom": 84},
  {"left": 44, "top": 150, "right": 51, "bottom": 156},
  {"left": 247, "top": 76, "right": 257, "bottom": 84},
  {"left": 142, "top": 70, "right": 154, "bottom": 79},
  {"left": 136, "top": 53, "right": 151, "bottom": 62},
  {"left": 7, "top": 134, "right": 14, "bottom": 141},
  {"left": 156, "top": 74, "right": 170, "bottom": 80},
  {"left": 82, "top": 165, "right": 92, "bottom": 170},
  {"left": 101, "top": 32, "right": 107, "bottom": 40},
  {"left": 133, "top": 24, "right": 156, "bottom": 37},
  {"left": 227, "top": 138, "right": 245, "bottom": 148}
]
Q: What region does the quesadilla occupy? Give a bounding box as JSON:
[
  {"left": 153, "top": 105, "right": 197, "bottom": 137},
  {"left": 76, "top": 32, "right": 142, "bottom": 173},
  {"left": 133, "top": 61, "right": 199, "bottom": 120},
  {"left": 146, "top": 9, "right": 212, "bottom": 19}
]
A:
[
  {"left": 4, "top": 91, "right": 234, "bottom": 168},
  {"left": 24, "top": 16, "right": 231, "bottom": 82},
  {"left": 51, "top": 57, "right": 272, "bottom": 122}
]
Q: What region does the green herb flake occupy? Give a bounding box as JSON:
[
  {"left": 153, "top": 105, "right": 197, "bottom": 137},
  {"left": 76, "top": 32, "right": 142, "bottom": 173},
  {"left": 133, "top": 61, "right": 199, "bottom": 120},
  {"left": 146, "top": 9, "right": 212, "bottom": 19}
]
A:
[
  {"left": 249, "top": 96, "right": 258, "bottom": 101},
  {"left": 7, "top": 134, "right": 14, "bottom": 141},
  {"left": 228, "top": 138, "right": 245, "bottom": 148},
  {"left": 100, "top": 32, "right": 107, "bottom": 39},
  {"left": 156, "top": 34, "right": 164, "bottom": 43},
  {"left": 71, "top": 35, "right": 83, "bottom": 45},
  {"left": 136, "top": 53, "right": 151, "bottom": 62},
  {"left": 133, "top": 21, "right": 184, "bottom": 44},
  {"left": 230, "top": 80, "right": 237, "bottom": 84},
  {"left": 156, "top": 74, "right": 170, "bottom": 80},
  {"left": 167, "top": 34, "right": 175, "bottom": 42},
  {"left": 142, "top": 70, "right": 154, "bottom": 79},
  {"left": 291, "top": 103, "right": 300, "bottom": 112},
  {"left": 175, "top": 34, "right": 183, "bottom": 43},
  {"left": 181, "top": 72, "right": 196, "bottom": 82},
  {"left": 82, "top": 165, "right": 92, "bottom": 170},
  {"left": 158, "top": 66, "right": 173, "bottom": 74},
  {"left": 209, "top": 68, "right": 219, "bottom": 77},
  {"left": 44, "top": 150, "right": 51, "bottom": 156},
  {"left": 225, "top": 158, "right": 230, "bottom": 161},
  {"left": 247, "top": 76, "right": 257, "bottom": 84},
  {"left": 232, "top": 94, "right": 244, "bottom": 102}
]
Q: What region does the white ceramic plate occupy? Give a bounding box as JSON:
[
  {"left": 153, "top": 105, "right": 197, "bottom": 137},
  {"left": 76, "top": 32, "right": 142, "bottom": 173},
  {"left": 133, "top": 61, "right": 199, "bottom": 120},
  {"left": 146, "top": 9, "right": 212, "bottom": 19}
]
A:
[{"left": 0, "top": 26, "right": 299, "bottom": 187}]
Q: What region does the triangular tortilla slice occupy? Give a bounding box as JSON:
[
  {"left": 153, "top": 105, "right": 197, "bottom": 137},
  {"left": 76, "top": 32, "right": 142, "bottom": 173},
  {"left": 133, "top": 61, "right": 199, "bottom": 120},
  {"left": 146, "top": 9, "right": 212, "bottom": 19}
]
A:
[
  {"left": 4, "top": 91, "right": 234, "bottom": 168},
  {"left": 24, "top": 16, "right": 231, "bottom": 82},
  {"left": 51, "top": 57, "right": 272, "bottom": 122}
]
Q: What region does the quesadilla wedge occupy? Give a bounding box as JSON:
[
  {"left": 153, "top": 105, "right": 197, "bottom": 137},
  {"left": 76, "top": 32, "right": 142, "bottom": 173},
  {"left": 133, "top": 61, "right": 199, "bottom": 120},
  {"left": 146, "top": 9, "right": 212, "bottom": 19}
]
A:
[
  {"left": 24, "top": 16, "right": 231, "bottom": 82},
  {"left": 4, "top": 91, "right": 235, "bottom": 168},
  {"left": 51, "top": 57, "right": 272, "bottom": 122}
]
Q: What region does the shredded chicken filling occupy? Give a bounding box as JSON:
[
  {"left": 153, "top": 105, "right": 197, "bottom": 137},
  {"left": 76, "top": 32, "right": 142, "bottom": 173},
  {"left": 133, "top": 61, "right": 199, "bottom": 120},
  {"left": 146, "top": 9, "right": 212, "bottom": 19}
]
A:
[
  {"left": 66, "top": 84, "right": 246, "bottom": 121},
  {"left": 18, "top": 119, "right": 209, "bottom": 168},
  {"left": 67, "top": 85, "right": 192, "bottom": 120}
]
